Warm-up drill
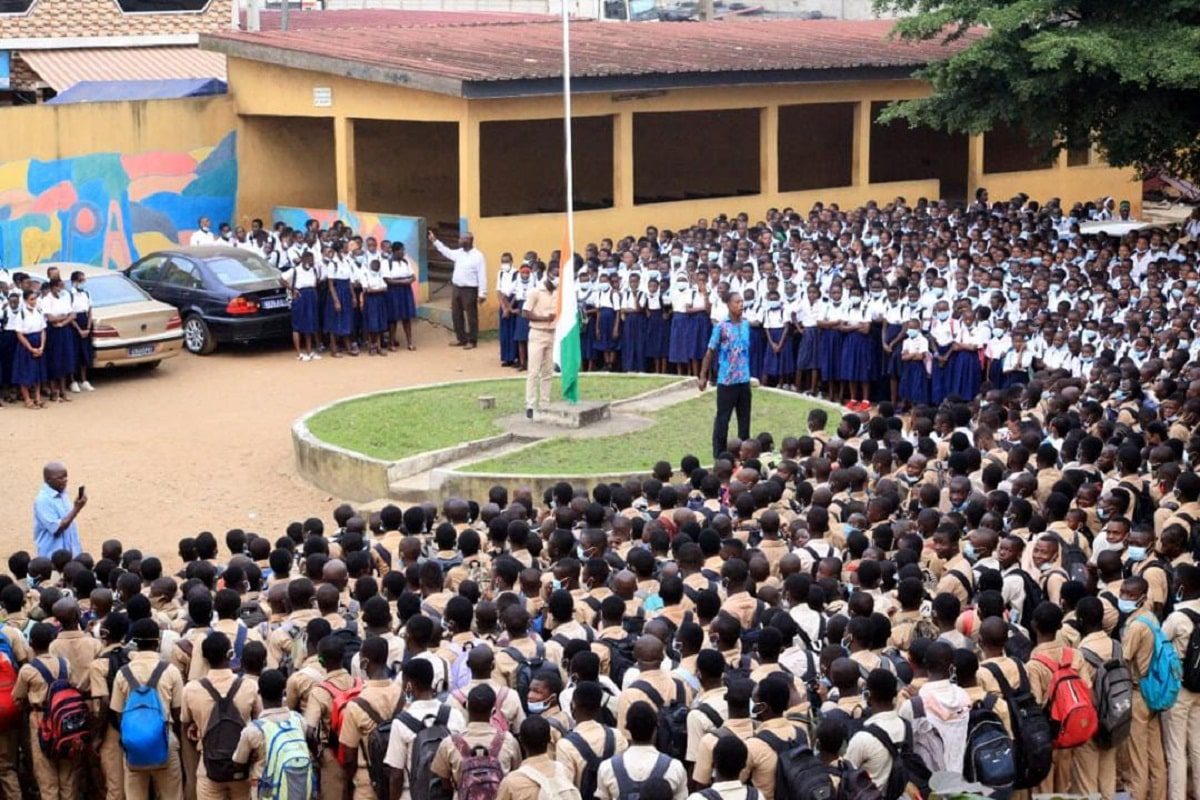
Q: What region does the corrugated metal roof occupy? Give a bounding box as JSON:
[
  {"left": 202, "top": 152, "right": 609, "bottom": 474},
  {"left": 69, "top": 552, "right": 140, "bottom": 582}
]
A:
[
  {"left": 251, "top": 9, "right": 554, "bottom": 30},
  {"left": 20, "top": 46, "right": 227, "bottom": 93},
  {"left": 205, "top": 18, "right": 974, "bottom": 87}
]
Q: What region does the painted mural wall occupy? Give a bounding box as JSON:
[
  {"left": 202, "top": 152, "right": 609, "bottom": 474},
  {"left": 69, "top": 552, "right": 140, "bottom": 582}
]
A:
[
  {"left": 0, "top": 132, "right": 237, "bottom": 270},
  {"left": 273, "top": 204, "right": 428, "bottom": 297}
]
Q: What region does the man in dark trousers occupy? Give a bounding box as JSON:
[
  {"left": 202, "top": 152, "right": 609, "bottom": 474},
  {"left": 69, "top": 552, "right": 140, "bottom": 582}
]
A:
[
  {"left": 428, "top": 229, "right": 487, "bottom": 349},
  {"left": 699, "top": 293, "right": 752, "bottom": 459}
]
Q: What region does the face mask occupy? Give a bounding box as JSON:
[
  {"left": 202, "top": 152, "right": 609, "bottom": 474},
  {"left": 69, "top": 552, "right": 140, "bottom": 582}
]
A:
[
  {"left": 1038, "top": 561, "right": 1054, "bottom": 574},
  {"left": 932, "top": 287, "right": 945, "bottom": 298},
  {"left": 906, "top": 329, "right": 920, "bottom": 339},
  {"left": 527, "top": 700, "right": 548, "bottom": 714},
  {"left": 1172, "top": 289, "right": 1184, "bottom": 300},
  {"left": 1118, "top": 598, "right": 1139, "bottom": 614},
  {"left": 962, "top": 542, "right": 977, "bottom": 562},
  {"left": 936, "top": 310, "right": 950, "bottom": 321},
  {"left": 871, "top": 290, "right": 884, "bottom": 299},
  {"left": 550, "top": 578, "right": 563, "bottom": 591},
  {"left": 1126, "top": 545, "right": 1148, "bottom": 562},
  {"left": 751, "top": 702, "right": 766, "bottom": 722},
  {"left": 768, "top": 300, "right": 782, "bottom": 310},
  {"left": 549, "top": 277, "right": 559, "bottom": 288}
]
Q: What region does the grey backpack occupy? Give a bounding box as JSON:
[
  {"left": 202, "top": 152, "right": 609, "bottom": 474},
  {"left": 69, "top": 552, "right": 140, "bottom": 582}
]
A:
[{"left": 1081, "top": 641, "right": 1133, "bottom": 747}]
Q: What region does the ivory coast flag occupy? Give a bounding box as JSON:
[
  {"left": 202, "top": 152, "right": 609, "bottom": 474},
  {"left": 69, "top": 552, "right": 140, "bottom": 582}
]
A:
[{"left": 553, "top": 230, "right": 580, "bottom": 404}]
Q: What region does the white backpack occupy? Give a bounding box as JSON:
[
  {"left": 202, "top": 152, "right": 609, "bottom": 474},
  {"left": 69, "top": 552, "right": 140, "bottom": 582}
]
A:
[{"left": 518, "top": 762, "right": 581, "bottom": 800}]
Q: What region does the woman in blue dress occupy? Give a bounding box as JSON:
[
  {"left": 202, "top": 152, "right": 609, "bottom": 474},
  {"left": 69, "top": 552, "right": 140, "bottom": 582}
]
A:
[
  {"left": 592, "top": 271, "right": 621, "bottom": 371},
  {"left": 11, "top": 289, "right": 47, "bottom": 408},
  {"left": 897, "top": 319, "right": 931, "bottom": 407},
  {"left": 761, "top": 291, "right": 794, "bottom": 388},
  {"left": 511, "top": 264, "right": 537, "bottom": 371},
  {"left": 880, "top": 283, "right": 907, "bottom": 405},
  {"left": 794, "top": 283, "right": 821, "bottom": 395},
  {"left": 385, "top": 242, "right": 419, "bottom": 352},
  {"left": 746, "top": 289, "right": 767, "bottom": 382},
  {"left": 687, "top": 270, "right": 712, "bottom": 378},
  {"left": 0, "top": 291, "right": 19, "bottom": 399},
  {"left": 41, "top": 277, "right": 77, "bottom": 403},
  {"left": 496, "top": 255, "right": 517, "bottom": 365},
  {"left": 285, "top": 253, "right": 321, "bottom": 361},
  {"left": 946, "top": 305, "right": 984, "bottom": 400},
  {"left": 817, "top": 284, "right": 846, "bottom": 403},
  {"left": 643, "top": 276, "right": 669, "bottom": 374},
  {"left": 618, "top": 273, "right": 648, "bottom": 373},
  {"left": 928, "top": 300, "right": 955, "bottom": 404},
  {"left": 68, "top": 271, "right": 95, "bottom": 393},
  {"left": 360, "top": 259, "right": 391, "bottom": 356},
  {"left": 838, "top": 288, "right": 873, "bottom": 411},
  {"left": 323, "top": 243, "right": 356, "bottom": 357}
]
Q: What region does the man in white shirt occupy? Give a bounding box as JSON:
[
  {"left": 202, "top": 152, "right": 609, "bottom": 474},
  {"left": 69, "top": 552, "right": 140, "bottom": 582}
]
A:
[
  {"left": 188, "top": 216, "right": 217, "bottom": 247},
  {"left": 429, "top": 229, "right": 487, "bottom": 349}
]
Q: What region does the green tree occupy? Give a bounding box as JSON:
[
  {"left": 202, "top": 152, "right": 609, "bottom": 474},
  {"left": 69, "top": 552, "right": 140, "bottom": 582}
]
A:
[{"left": 873, "top": 0, "right": 1200, "bottom": 181}]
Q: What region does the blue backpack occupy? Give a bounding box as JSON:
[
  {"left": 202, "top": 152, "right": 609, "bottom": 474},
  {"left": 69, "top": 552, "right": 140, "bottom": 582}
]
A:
[
  {"left": 0, "top": 631, "right": 15, "bottom": 665},
  {"left": 1135, "top": 615, "right": 1182, "bottom": 712},
  {"left": 119, "top": 663, "right": 170, "bottom": 770}
]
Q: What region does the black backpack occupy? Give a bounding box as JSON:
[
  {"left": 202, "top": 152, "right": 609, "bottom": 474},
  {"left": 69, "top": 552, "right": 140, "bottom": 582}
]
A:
[
  {"left": 1004, "top": 623, "right": 1034, "bottom": 663},
  {"left": 1174, "top": 512, "right": 1200, "bottom": 563},
  {"left": 238, "top": 601, "right": 267, "bottom": 629},
  {"left": 398, "top": 706, "right": 454, "bottom": 800},
  {"left": 630, "top": 679, "right": 689, "bottom": 761},
  {"left": 1049, "top": 532, "right": 1090, "bottom": 585},
  {"left": 963, "top": 695, "right": 1016, "bottom": 791},
  {"left": 863, "top": 722, "right": 930, "bottom": 800},
  {"left": 1179, "top": 609, "right": 1200, "bottom": 692},
  {"left": 327, "top": 627, "right": 363, "bottom": 673},
  {"left": 599, "top": 635, "right": 637, "bottom": 687},
  {"left": 611, "top": 752, "right": 670, "bottom": 800},
  {"left": 355, "top": 696, "right": 406, "bottom": 800},
  {"left": 564, "top": 727, "right": 617, "bottom": 800},
  {"left": 835, "top": 760, "right": 885, "bottom": 800},
  {"left": 1014, "top": 570, "right": 1045, "bottom": 637},
  {"left": 757, "top": 732, "right": 827, "bottom": 800},
  {"left": 103, "top": 646, "right": 131, "bottom": 696},
  {"left": 200, "top": 677, "right": 249, "bottom": 783},
  {"left": 983, "top": 661, "right": 1054, "bottom": 789},
  {"left": 820, "top": 706, "right": 867, "bottom": 739},
  {"left": 504, "top": 642, "right": 546, "bottom": 712},
  {"left": 1120, "top": 478, "right": 1155, "bottom": 528}
]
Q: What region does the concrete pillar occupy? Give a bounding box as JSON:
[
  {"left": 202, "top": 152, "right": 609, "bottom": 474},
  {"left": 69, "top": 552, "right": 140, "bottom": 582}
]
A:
[
  {"left": 614, "top": 110, "right": 634, "bottom": 209},
  {"left": 333, "top": 116, "right": 357, "bottom": 211},
  {"left": 851, "top": 99, "right": 872, "bottom": 186},
  {"left": 458, "top": 110, "right": 481, "bottom": 233},
  {"left": 761, "top": 104, "right": 779, "bottom": 198},
  {"left": 966, "top": 134, "right": 985, "bottom": 199}
]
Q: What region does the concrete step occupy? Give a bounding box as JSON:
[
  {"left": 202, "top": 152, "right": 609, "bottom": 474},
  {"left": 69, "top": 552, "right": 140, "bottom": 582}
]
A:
[
  {"left": 387, "top": 436, "right": 537, "bottom": 502},
  {"left": 416, "top": 295, "right": 453, "bottom": 330},
  {"left": 618, "top": 379, "right": 699, "bottom": 413}
]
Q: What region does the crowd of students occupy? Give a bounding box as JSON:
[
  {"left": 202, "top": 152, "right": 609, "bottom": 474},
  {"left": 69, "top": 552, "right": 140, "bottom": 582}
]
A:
[{"left": 0, "top": 268, "right": 97, "bottom": 410}]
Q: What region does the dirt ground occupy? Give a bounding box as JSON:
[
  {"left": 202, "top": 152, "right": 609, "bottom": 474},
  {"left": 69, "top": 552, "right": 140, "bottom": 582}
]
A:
[{"left": 1, "top": 320, "right": 509, "bottom": 560}]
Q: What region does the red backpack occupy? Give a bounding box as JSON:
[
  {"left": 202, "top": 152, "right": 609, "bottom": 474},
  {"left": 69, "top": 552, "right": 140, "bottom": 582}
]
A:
[
  {"left": 31, "top": 658, "right": 90, "bottom": 760},
  {"left": 0, "top": 632, "right": 20, "bottom": 730},
  {"left": 1033, "top": 648, "right": 1099, "bottom": 749},
  {"left": 321, "top": 677, "right": 363, "bottom": 765}
]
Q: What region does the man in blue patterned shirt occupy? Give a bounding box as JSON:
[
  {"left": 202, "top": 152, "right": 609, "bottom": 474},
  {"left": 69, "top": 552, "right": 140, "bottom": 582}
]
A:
[{"left": 699, "top": 293, "right": 752, "bottom": 460}]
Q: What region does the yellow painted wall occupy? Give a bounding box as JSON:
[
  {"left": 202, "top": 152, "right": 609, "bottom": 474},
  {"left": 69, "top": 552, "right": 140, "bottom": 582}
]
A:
[
  {"left": 0, "top": 94, "right": 235, "bottom": 163},
  {"left": 238, "top": 115, "right": 337, "bottom": 223},
  {"left": 971, "top": 151, "right": 1142, "bottom": 216}
]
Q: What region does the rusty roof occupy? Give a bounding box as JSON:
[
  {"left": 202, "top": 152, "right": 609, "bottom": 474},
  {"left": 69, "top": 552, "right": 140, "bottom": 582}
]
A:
[
  {"left": 203, "top": 18, "right": 978, "bottom": 99},
  {"left": 249, "top": 9, "right": 554, "bottom": 31}
]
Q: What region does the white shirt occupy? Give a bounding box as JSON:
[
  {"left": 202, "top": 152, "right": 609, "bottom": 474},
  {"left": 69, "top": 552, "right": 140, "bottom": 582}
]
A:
[
  {"left": 40, "top": 292, "right": 73, "bottom": 317},
  {"left": 325, "top": 255, "right": 355, "bottom": 281},
  {"left": 361, "top": 269, "right": 387, "bottom": 292},
  {"left": 70, "top": 289, "right": 91, "bottom": 315},
  {"left": 434, "top": 240, "right": 488, "bottom": 293},
  {"left": 189, "top": 228, "right": 218, "bottom": 247},
  {"left": 284, "top": 265, "right": 319, "bottom": 290},
  {"left": 1002, "top": 348, "right": 1034, "bottom": 372},
  {"left": 14, "top": 305, "right": 46, "bottom": 335}
]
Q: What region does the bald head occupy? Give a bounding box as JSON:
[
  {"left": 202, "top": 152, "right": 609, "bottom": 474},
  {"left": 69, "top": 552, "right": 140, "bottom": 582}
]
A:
[
  {"left": 633, "top": 635, "right": 664, "bottom": 668},
  {"left": 52, "top": 597, "right": 79, "bottom": 629},
  {"left": 322, "top": 559, "right": 348, "bottom": 588},
  {"left": 466, "top": 644, "right": 494, "bottom": 678},
  {"left": 43, "top": 462, "right": 68, "bottom": 492}
]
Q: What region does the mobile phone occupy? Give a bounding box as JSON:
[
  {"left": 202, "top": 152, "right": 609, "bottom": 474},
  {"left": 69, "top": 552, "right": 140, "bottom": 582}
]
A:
[{"left": 77, "top": 485, "right": 85, "bottom": 500}]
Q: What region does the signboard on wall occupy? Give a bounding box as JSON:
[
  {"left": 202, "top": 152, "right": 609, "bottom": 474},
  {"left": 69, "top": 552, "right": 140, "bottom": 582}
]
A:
[{"left": 0, "top": 52, "right": 10, "bottom": 91}]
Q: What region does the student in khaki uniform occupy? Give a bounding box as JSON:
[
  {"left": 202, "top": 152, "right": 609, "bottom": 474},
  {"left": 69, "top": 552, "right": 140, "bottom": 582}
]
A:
[
  {"left": 497, "top": 716, "right": 579, "bottom": 800},
  {"left": 211, "top": 588, "right": 264, "bottom": 666},
  {"left": 170, "top": 593, "right": 213, "bottom": 684},
  {"left": 616, "top": 636, "right": 694, "bottom": 733},
  {"left": 1070, "top": 598, "right": 1119, "bottom": 800},
  {"left": 12, "top": 623, "right": 77, "bottom": 800},
  {"left": 687, "top": 736, "right": 755, "bottom": 800},
  {"left": 181, "top": 632, "right": 262, "bottom": 800},
  {"left": 745, "top": 674, "right": 811, "bottom": 800},
  {"left": 0, "top": 610, "right": 27, "bottom": 800},
  {"left": 843, "top": 670, "right": 907, "bottom": 793},
  {"left": 433, "top": 683, "right": 523, "bottom": 790},
  {"left": 975, "top": 618, "right": 1019, "bottom": 736},
  {"left": 597, "top": 701, "right": 688, "bottom": 800},
  {"left": 692, "top": 679, "right": 756, "bottom": 787},
  {"left": 285, "top": 618, "right": 331, "bottom": 713},
  {"left": 718, "top": 559, "right": 761, "bottom": 628},
  {"left": 110, "top": 619, "right": 186, "bottom": 800},
  {"left": 493, "top": 606, "right": 564, "bottom": 688},
  {"left": 338, "top": 636, "right": 404, "bottom": 800},
  {"left": 556, "top": 681, "right": 626, "bottom": 784},
  {"left": 267, "top": 579, "right": 319, "bottom": 671},
  {"left": 590, "top": 597, "right": 632, "bottom": 678},
  {"left": 384, "top": 658, "right": 466, "bottom": 800},
  {"left": 1162, "top": 564, "right": 1200, "bottom": 800},
  {"left": 685, "top": 651, "right": 728, "bottom": 766},
  {"left": 231, "top": 669, "right": 302, "bottom": 799},
  {"left": 1120, "top": 577, "right": 1168, "bottom": 800},
  {"left": 448, "top": 645, "right": 526, "bottom": 732},
  {"left": 1026, "top": 599, "right": 1087, "bottom": 794},
  {"left": 49, "top": 597, "right": 103, "bottom": 689},
  {"left": 303, "top": 634, "right": 358, "bottom": 800},
  {"left": 89, "top": 612, "right": 131, "bottom": 800}
]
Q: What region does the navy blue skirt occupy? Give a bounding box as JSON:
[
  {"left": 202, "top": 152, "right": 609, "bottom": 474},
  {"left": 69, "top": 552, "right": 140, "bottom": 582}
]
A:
[
  {"left": 499, "top": 307, "right": 518, "bottom": 364},
  {"left": 45, "top": 324, "right": 76, "bottom": 380},
  {"left": 324, "top": 279, "right": 354, "bottom": 336},
  {"left": 883, "top": 324, "right": 904, "bottom": 377},
  {"left": 513, "top": 301, "right": 530, "bottom": 343},
  {"left": 931, "top": 343, "right": 953, "bottom": 404},
  {"left": 689, "top": 313, "right": 711, "bottom": 361},
  {"left": 999, "top": 369, "right": 1030, "bottom": 390},
  {"left": 363, "top": 292, "right": 389, "bottom": 333},
  {"left": 947, "top": 350, "right": 982, "bottom": 401},
  {"left": 621, "top": 313, "right": 647, "bottom": 372},
  {"left": 795, "top": 327, "right": 818, "bottom": 371},
  {"left": 579, "top": 307, "right": 595, "bottom": 359},
  {"left": 818, "top": 328, "right": 841, "bottom": 379},
  {"left": 898, "top": 360, "right": 929, "bottom": 405},
  {"left": 388, "top": 283, "right": 416, "bottom": 322},
  {"left": 0, "top": 329, "right": 15, "bottom": 386},
  {"left": 750, "top": 326, "right": 767, "bottom": 380},
  {"left": 839, "top": 331, "right": 873, "bottom": 383},
  {"left": 593, "top": 307, "right": 619, "bottom": 353},
  {"left": 869, "top": 322, "right": 887, "bottom": 380},
  {"left": 74, "top": 312, "right": 94, "bottom": 369},
  {"left": 12, "top": 331, "right": 46, "bottom": 388},
  {"left": 644, "top": 310, "right": 669, "bottom": 359},
  {"left": 668, "top": 313, "right": 691, "bottom": 364},
  {"left": 763, "top": 327, "right": 795, "bottom": 377},
  {"left": 291, "top": 287, "right": 319, "bottom": 334},
  {"left": 986, "top": 359, "right": 1003, "bottom": 388}
]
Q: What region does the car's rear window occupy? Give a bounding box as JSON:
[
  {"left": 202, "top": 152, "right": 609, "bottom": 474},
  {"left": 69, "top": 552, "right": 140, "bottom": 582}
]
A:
[
  {"left": 87, "top": 274, "right": 153, "bottom": 308},
  {"left": 205, "top": 255, "right": 281, "bottom": 287}
]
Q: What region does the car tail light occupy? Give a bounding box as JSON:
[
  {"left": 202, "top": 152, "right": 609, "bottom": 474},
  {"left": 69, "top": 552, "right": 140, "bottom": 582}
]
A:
[
  {"left": 92, "top": 324, "right": 120, "bottom": 339},
  {"left": 166, "top": 313, "right": 182, "bottom": 330},
  {"left": 226, "top": 296, "right": 260, "bottom": 315}
]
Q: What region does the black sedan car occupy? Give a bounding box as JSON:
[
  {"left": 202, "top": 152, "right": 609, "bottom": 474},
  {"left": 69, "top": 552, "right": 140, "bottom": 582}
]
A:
[{"left": 124, "top": 246, "right": 292, "bottom": 355}]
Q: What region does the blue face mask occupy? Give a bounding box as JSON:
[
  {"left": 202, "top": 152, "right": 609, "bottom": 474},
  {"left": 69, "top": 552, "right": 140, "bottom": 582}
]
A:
[
  {"left": 1126, "top": 545, "right": 1148, "bottom": 562},
  {"left": 550, "top": 578, "right": 563, "bottom": 591},
  {"left": 1118, "top": 598, "right": 1139, "bottom": 614},
  {"left": 962, "top": 542, "right": 978, "bottom": 562},
  {"left": 906, "top": 329, "right": 920, "bottom": 339},
  {"left": 937, "top": 310, "right": 951, "bottom": 322},
  {"left": 526, "top": 700, "right": 548, "bottom": 714}
]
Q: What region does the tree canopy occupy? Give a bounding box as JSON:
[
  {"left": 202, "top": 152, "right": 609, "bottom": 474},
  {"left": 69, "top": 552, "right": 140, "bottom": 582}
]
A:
[{"left": 873, "top": 0, "right": 1200, "bottom": 181}]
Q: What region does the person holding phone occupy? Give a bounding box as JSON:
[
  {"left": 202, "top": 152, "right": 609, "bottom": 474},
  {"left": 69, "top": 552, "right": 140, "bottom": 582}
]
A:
[{"left": 32, "top": 461, "right": 86, "bottom": 558}]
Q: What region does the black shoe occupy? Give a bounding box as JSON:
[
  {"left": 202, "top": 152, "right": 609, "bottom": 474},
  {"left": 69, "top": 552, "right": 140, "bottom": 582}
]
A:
[{"left": 526, "top": 408, "right": 534, "bottom": 419}]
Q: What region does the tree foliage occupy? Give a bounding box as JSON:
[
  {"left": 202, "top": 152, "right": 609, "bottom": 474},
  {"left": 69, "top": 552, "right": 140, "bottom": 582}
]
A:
[{"left": 873, "top": 0, "right": 1200, "bottom": 180}]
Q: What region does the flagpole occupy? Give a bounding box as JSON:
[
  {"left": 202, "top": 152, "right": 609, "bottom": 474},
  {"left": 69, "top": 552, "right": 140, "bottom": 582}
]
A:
[{"left": 561, "top": 0, "right": 574, "bottom": 266}]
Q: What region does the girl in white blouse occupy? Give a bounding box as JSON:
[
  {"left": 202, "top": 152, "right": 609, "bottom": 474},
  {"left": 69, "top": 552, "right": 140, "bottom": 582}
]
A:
[{"left": 12, "top": 288, "right": 47, "bottom": 408}]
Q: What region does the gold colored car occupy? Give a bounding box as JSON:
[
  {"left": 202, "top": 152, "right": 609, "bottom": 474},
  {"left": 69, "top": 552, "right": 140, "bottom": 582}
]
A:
[{"left": 25, "top": 264, "right": 184, "bottom": 368}]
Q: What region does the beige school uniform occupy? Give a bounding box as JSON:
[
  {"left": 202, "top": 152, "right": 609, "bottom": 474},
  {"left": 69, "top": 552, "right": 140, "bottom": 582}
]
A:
[
  {"left": 337, "top": 678, "right": 404, "bottom": 800},
  {"left": 431, "top": 721, "right": 522, "bottom": 790},
  {"left": 13, "top": 654, "right": 79, "bottom": 800},
  {"left": 555, "top": 720, "right": 627, "bottom": 785},
  {"left": 303, "top": 668, "right": 358, "bottom": 800},
  {"left": 181, "top": 668, "right": 262, "bottom": 800},
  {"left": 109, "top": 651, "right": 186, "bottom": 800}
]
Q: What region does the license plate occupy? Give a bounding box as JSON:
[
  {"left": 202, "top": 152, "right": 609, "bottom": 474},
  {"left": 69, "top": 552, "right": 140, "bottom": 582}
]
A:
[
  {"left": 261, "top": 297, "right": 290, "bottom": 310},
  {"left": 127, "top": 344, "right": 155, "bottom": 357}
]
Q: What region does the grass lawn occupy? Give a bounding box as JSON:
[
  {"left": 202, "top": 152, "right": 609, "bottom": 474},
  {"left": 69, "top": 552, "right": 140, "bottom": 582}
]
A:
[
  {"left": 467, "top": 389, "right": 836, "bottom": 474},
  {"left": 306, "top": 374, "right": 681, "bottom": 460}
]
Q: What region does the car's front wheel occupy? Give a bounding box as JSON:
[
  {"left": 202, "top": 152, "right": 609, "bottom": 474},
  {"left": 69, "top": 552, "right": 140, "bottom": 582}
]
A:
[{"left": 183, "top": 316, "right": 217, "bottom": 355}]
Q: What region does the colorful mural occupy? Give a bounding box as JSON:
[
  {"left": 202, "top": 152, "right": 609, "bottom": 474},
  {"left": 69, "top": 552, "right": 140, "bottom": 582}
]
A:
[
  {"left": 0, "top": 132, "right": 236, "bottom": 270},
  {"left": 273, "top": 204, "right": 427, "bottom": 287}
]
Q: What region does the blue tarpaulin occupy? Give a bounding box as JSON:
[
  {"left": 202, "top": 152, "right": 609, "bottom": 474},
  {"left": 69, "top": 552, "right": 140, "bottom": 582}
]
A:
[{"left": 46, "top": 78, "right": 227, "bottom": 105}]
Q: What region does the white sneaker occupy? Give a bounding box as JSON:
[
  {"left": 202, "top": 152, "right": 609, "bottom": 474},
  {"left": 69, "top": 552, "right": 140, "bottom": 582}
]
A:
[
  {"left": 298, "top": 353, "right": 310, "bottom": 362},
  {"left": 69, "top": 381, "right": 81, "bottom": 393},
  {"left": 80, "top": 381, "right": 94, "bottom": 392},
  {"left": 310, "top": 352, "right": 322, "bottom": 361}
]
